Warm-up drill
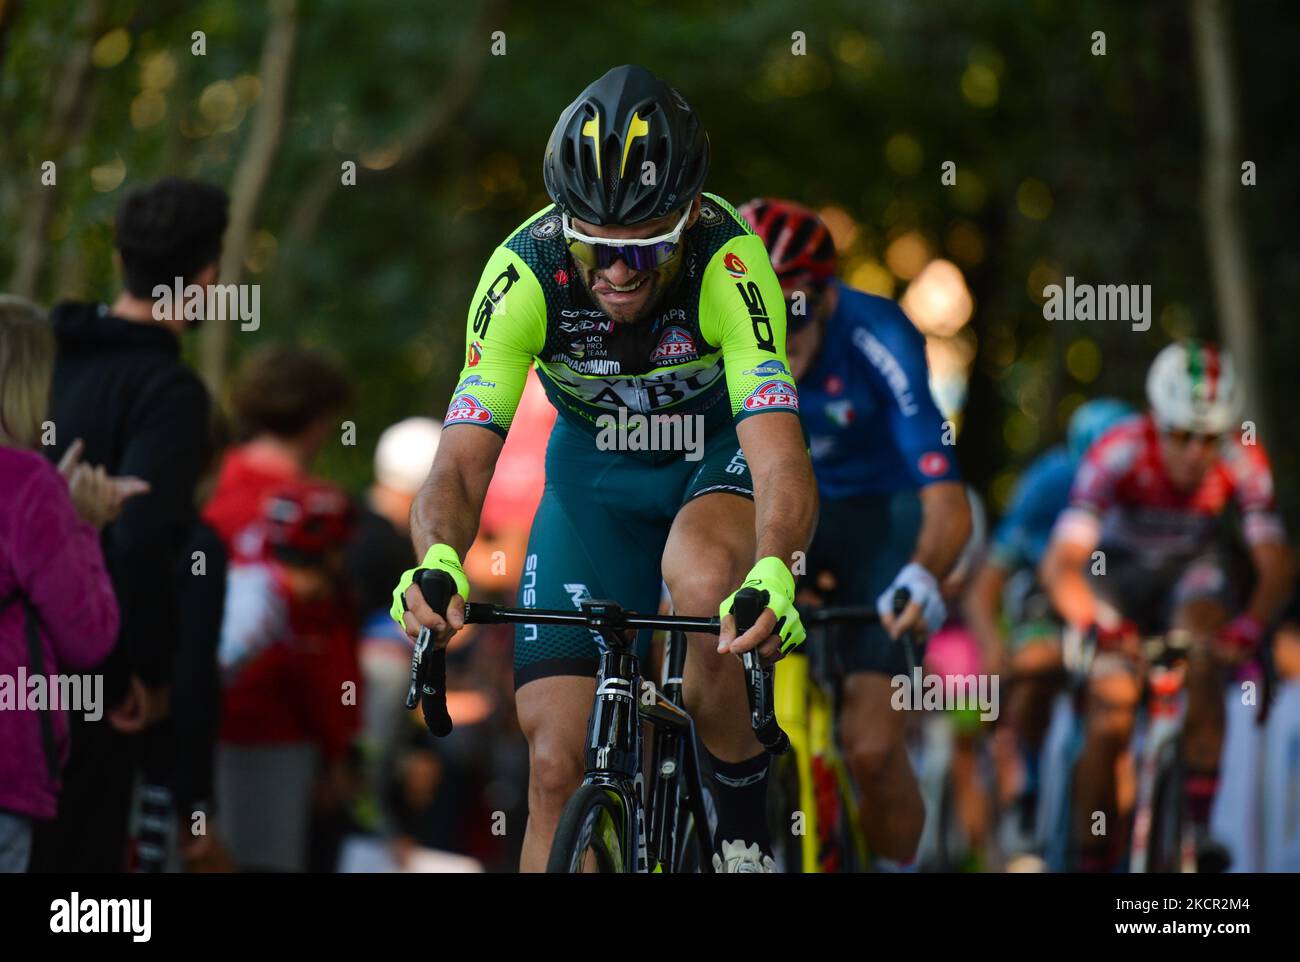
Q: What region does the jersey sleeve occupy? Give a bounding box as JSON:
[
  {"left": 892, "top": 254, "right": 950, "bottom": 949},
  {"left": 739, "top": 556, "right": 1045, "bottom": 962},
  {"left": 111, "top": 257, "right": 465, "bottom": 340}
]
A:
[
  {"left": 987, "top": 454, "right": 1066, "bottom": 570},
  {"left": 1224, "top": 437, "right": 1287, "bottom": 545},
  {"left": 989, "top": 486, "right": 1034, "bottom": 571},
  {"left": 443, "top": 246, "right": 547, "bottom": 439},
  {"left": 1052, "top": 433, "right": 1123, "bottom": 548},
  {"left": 853, "top": 299, "right": 960, "bottom": 487},
  {"left": 698, "top": 232, "right": 801, "bottom": 422}
]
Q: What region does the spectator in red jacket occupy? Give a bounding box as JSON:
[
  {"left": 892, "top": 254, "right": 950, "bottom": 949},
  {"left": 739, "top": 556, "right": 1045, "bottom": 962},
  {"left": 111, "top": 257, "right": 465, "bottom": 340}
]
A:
[
  {"left": 203, "top": 346, "right": 357, "bottom": 871},
  {"left": 0, "top": 296, "right": 145, "bottom": 872}
]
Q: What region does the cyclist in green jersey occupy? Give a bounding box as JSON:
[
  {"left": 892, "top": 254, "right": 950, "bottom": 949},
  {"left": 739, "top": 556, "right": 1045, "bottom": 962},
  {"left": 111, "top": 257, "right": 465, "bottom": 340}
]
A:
[{"left": 392, "top": 65, "right": 817, "bottom": 872}]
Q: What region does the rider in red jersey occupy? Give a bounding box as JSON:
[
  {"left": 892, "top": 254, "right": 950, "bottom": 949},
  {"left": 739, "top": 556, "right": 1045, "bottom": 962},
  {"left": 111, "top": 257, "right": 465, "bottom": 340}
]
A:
[{"left": 1040, "top": 340, "right": 1294, "bottom": 870}]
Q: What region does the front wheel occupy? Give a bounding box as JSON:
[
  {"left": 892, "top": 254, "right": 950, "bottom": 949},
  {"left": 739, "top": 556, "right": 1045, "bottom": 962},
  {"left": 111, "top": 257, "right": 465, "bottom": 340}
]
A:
[{"left": 547, "top": 784, "right": 631, "bottom": 873}]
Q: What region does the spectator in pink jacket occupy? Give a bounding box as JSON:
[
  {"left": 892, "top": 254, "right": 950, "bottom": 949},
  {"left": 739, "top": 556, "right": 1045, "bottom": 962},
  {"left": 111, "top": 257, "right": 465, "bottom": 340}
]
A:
[{"left": 0, "top": 295, "right": 145, "bottom": 872}]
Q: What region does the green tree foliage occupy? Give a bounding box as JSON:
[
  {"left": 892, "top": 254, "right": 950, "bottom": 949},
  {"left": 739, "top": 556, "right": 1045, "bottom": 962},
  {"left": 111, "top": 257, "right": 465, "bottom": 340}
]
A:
[{"left": 3, "top": 0, "right": 1297, "bottom": 524}]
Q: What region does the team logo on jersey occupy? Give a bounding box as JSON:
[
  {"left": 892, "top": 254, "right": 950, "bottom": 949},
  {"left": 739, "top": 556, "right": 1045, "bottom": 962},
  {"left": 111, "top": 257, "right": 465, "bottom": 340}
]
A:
[
  {"left": 651, "top": 326, "right": 697, "bottom": 363},
  {"left": 455, "top": 373, "right": 496, "bottom": 391},
  {"left": 743, "top": 380, "right": 799, "bottom": 412},
  {"left": 472, "top": 265, "right": 519, "bottom": 340},
  {"left": 724, "top": 252, "right": 748, "bottom": 278},
  {"left": 698, "top": 201, "right": 722, "bottom": 226},
  {"left": 743, "top": 359, "right": 789, "bottom": 378},
  {"left": 559, "top": 316, "right": 614, "bottom": 334},
  {"left": 918, "top": 452, "right": 950, "bottom": 478},
  {"left": 467, "top": 341, "right": 483, "bottom": 367},
  {"left": 736, "top": 281, "right": 775, "bottom": 353},
  {"left": 554, "top": 268, "right": 569, "bottom": 286},
  {"left": 445, "top": 394, "right": 492, "bottom": 425},
  {"left": 530, "top": 215, "right": 562, "bottom": 240},
  {"left": 824, "top": 399, "right": 855, "bottom": 427}
]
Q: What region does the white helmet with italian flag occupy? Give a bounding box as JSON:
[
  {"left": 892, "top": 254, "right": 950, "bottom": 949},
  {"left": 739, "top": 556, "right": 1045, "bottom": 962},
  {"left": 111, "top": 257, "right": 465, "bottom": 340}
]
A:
[{"left": 1145, "top": 340, "right": 1239, "bottom": 435}]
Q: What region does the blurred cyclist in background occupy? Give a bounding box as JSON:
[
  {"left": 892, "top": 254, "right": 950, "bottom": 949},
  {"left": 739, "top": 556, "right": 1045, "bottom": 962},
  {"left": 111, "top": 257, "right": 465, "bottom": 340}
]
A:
[
  {"left": 742, "top": 198, "right": 971, "bottom": 866},
  {"left": 963, "top": 397, "right": 1134, "bottom": 847},
  {"left": 1040, "top": 340, "right": 1294, "bottom": 871}
]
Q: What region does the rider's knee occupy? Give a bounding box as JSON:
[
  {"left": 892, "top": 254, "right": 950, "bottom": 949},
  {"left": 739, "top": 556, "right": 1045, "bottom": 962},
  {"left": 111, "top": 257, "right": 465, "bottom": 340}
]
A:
[
  {"left": 663, "top": 559, "right": 745, "bottom": 613},
  {"left": 1085, "top": 659, "right": 1140, "bottom": 742},
  {"left": 845, "top": 731, "right": 896, "bottom": 782},
  {"left": 528, "top": 737, "right": 583, "bottom": 811},
  {"left": 1174, "top": 599, "right": 1228, "bottom": 641},
  {"left": 1184, "top": 644, "right": 1219, "bottom": 682}
]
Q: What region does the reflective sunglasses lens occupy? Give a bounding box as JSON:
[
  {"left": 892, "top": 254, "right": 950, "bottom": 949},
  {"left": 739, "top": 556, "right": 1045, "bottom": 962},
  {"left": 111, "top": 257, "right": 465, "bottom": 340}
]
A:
[
  {"left": 621, "top": 241, "right": 677, "bottom": 270},
  {"left": 567, "top": 239, "right": 599, "bottom": 268},
  {"left": 573, "top": 240, "right": 678, "bottom": 271}
]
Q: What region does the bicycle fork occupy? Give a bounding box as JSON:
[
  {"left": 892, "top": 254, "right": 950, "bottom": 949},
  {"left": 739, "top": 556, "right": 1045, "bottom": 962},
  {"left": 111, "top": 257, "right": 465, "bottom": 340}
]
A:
[{"left": 583, "top": 644, "right": 649, "bottom": 871}]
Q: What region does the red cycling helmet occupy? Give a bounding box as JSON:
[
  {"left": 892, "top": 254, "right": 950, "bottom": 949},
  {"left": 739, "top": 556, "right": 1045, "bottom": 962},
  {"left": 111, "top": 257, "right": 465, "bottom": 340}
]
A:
[
  {"left": 738, "top": 198, "right": 837, "bottom": 311},
  {"left": 261, "top": 480, "right": 355, "bottom": 562}
]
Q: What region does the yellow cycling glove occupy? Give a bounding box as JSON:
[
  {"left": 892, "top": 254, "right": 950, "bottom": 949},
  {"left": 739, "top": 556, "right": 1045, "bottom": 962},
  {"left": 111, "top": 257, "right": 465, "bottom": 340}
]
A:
[
  {"left": 390, "top": 543, "right": 471, "bottom": 627},
  {"left": 719, "top": 555, "right": 806, "bottom": 653}
]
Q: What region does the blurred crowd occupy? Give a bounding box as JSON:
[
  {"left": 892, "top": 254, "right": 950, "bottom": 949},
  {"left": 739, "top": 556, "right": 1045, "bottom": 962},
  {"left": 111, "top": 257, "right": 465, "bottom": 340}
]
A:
[{"left": 0, "top": 177, "right": 540, "bottom": 873}]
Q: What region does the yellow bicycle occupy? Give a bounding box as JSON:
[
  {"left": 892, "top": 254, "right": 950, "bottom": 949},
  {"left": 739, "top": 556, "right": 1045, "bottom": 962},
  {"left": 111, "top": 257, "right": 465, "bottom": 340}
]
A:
[{"left": 767, "top": 605, "right": 891, "bottom": 873}]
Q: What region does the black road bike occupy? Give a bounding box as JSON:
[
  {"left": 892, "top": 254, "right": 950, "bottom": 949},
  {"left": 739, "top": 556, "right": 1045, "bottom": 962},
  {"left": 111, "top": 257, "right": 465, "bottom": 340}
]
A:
[{"left": 404, "top": 569, "right": 788, "bottom": 873}]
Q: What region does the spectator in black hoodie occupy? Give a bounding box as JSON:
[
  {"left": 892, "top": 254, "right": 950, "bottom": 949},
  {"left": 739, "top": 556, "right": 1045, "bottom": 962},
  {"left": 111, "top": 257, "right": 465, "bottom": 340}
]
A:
[{"left": 30, "top": 177, "right": 227, "bottom": 872}]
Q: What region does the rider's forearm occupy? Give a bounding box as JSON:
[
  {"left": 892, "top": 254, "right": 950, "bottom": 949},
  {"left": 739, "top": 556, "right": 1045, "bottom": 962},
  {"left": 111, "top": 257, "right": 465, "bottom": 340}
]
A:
[
  {"left": 1246, "top": 541, "right": 1295, "bottom": 623},
  {"left": 751, "top": 455, "right": 818, "bottom": 573},
  {"left": 912, "top": 481, "right": 971, "bottom": 577},
  {"left": 1041, "top": 542, "right": 1097, "bottom": 629},
  {"left": 964, "top": 562, "right": 1007, "bottom": 660},
  {"left": 409, "top": 452, "right": 495, "bottom": 562}
]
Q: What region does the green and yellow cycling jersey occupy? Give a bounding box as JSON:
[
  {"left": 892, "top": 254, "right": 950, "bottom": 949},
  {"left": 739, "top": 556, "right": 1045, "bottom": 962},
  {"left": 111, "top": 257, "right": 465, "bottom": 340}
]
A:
[{"left": 443, "top": 193, "right": 799, "bottom": 458}]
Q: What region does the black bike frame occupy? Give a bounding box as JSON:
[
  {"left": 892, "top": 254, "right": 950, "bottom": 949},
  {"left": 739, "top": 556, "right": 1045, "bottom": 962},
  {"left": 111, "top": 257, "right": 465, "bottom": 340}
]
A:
[
  {"left": 457, "top": 598, "right": 729, "bottom": 872},
  {"left": 405, "top": 572, "right": 792, "bottom": 872}
]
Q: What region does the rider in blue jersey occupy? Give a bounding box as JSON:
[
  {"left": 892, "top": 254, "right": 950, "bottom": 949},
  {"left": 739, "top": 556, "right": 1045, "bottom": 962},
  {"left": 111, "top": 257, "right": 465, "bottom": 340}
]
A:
[
  {"left": 742, "top": 198, "right": 971, "bottom": 865},
  {"left": 987, "top": 447, "right": 1076, "bottom": 576}
]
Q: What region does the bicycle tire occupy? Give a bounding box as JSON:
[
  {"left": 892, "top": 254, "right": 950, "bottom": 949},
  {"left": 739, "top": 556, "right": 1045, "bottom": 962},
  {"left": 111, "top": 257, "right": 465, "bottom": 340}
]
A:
[
  {"left": 672, "top": 805, "right": 712, "bottom": 873},
  {"left": 1146, "top": 746, "right": 1185, "bottom": 873},
  {"left": 547, "top": 784, "right": 630, "bottom": 873}
]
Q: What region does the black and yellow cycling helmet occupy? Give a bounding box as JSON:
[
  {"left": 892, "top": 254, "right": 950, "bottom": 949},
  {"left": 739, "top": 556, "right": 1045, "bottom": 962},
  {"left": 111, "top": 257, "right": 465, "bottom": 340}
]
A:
[{"left": 543, "top": 64, "right": 709, "bottom": 226}]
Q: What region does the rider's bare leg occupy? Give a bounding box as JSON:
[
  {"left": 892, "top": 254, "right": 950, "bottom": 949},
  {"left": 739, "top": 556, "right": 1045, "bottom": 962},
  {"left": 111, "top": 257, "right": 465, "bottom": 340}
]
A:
[
  {"left": 661, "top": 492, "right": 761, "bottom": 762},
  {"left": 516, "top": 675, "right": 597, "bottom": 871},
  {"left": 1176, "top": 599, "right": 1230, "bottom": 773},
  {"left": 840, "top": 672, "right": 925, "bottom": 861},
  {"left": 1073, "top": 659, "right": 1140, "bottom": 869},
  {"left": 1175, "top": 599, "right": 1230, "bottom": 828},
  {"left": 662, "top": 492, "right": 771, "bottom": 864}
]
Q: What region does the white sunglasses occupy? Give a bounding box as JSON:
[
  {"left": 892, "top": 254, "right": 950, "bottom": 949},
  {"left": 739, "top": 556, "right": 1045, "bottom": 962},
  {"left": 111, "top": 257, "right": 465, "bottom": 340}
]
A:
[{"left": 561, "top": 207, "right": 692, "bottom": 270}]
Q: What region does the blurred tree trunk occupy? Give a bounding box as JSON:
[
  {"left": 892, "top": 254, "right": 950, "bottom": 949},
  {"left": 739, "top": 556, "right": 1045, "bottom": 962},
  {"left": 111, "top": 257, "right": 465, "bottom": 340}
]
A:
[
  {"left": 8, "top": 0, "right": 102, "bottom": 299},
  {"left": 1190, "top": 0, "right": 1265, "bottom": 437},
  {"left": 0, "top": 0, "right": 19, "bottom": 71},
  {"left": 201, "top": 0, "right": 298, "bottom": 392},
  {"left": 956, "top": 203, "right": 1009, "bottom": 500}
]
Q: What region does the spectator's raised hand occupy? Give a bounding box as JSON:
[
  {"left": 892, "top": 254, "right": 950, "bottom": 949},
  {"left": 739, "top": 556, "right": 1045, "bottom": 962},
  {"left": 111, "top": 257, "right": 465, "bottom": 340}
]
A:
[{"left": 60, "top": 438, "right": 149, "bottom": 527}]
